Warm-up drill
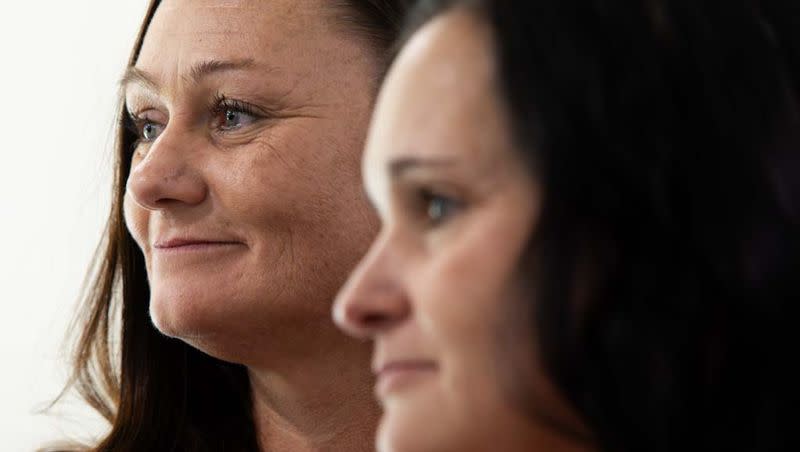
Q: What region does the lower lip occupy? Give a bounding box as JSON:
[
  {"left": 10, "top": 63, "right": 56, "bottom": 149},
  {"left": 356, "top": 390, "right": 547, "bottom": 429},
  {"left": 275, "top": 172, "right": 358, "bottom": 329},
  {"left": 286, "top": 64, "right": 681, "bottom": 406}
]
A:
[{"left": 376, "top": 363, "right": 437, "bottom": 398}]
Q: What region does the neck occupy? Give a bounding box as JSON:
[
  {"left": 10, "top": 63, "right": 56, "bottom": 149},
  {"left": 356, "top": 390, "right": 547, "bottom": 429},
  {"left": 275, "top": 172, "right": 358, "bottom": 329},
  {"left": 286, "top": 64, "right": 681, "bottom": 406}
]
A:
[{"left": 248, "top": 328, "right": 379, "bottom": 452}]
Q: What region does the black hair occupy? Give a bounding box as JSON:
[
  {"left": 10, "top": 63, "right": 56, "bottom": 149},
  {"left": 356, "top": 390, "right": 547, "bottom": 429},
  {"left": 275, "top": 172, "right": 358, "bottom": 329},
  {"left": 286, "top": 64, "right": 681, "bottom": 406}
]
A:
[{"left": 404, "top": 1, "right": 800, "bottom": 451}]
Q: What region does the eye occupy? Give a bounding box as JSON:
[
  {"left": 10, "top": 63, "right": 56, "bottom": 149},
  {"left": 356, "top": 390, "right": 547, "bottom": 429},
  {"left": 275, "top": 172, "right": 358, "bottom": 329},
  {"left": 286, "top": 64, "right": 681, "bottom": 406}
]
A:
[
  {"left": 127, "top": 113, "right": 165, "bottom": 144},
  {"left": 210, "top": 95, "right": 263, "bottom": 132},
  {"left": 141, "top": 121, "right": 164, "bottom": 141},
  {"left": 216, "top": 108, "right": 258, "bottom": 131},
  {"left": 421, "top": 190, "right": 462, "bottom": 226}
]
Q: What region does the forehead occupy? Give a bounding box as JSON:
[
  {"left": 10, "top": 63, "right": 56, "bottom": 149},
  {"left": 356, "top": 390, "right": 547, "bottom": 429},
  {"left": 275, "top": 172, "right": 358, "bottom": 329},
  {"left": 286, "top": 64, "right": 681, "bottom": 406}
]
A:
[
  {"left": 364, "top": 9, "right": 506, "bottom": 179},
  {"left": 136, "top": 0, "right": 328, "bottom": 75}
]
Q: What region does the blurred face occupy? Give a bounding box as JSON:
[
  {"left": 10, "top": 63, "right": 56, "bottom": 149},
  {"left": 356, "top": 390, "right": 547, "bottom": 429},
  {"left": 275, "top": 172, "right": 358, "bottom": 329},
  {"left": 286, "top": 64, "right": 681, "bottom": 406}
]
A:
[
  {"left": 123, "top": 0, "right": 378, "bottom": 361},
  {"left": 334, "top": 9, "right": 557, "bottom": 452}
]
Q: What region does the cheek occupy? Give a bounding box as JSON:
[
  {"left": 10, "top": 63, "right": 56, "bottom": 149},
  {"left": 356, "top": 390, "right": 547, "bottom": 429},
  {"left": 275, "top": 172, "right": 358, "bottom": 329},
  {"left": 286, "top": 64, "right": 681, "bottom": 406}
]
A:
[
  {"left": 420, "top": 251, "right": 507, "bottom": 377},
  {"left": 405, "top": 250, "right": 524, "bottom": 447},
  {"left": 426, "top": 199, "right": 536, "bottom": 339},
  {"left": 212, "top": 133, "right": 339, "bottom": 241},
  {"left": 414, "top": 213, "right": 535, "bottom": 406},
  {"left": 208, "top": 124, "right": 377, "bottom": 293},
  {"left": 421, "top": 229, "right": 522, "bottom": 349},
  {"left": 231, "top": 121, "right": 372, "bottom": 231}
]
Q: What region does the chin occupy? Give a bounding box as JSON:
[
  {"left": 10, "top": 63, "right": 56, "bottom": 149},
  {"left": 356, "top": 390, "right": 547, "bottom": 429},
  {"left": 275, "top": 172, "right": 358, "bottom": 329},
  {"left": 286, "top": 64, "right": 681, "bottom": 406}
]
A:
[
  {"left": 379, "top": 405, "right": 458, "bottom": 452},
  {"left": 147, "top": 290, "right": 252, "bottom": 366},
  {"left": 146, "top": 279, "right": 329, "bottom": 367},
  {"left": 147, "top": 272, "right": 251, "bottom": 335},
  {"left": 148, "top": 284, "right": 217, "bottom": 339}
]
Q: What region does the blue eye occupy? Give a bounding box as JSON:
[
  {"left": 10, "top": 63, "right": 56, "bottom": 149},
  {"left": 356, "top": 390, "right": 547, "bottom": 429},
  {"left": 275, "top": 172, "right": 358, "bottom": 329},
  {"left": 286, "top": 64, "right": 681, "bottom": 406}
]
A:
[
  {"left": 218, "top": 108, "right": 258, "bottom": 131},
  {"left": 423, "top": 191, "right": 461, "bottom": 225},
  {"left": 211, "top": 95, "right": 263, "bottom": 132},
  {"left": 126, "top": 109, "right": 165, "bottom": 144},
  {"left": 141, "top": 121, "right": 164, "bottom": 141}
]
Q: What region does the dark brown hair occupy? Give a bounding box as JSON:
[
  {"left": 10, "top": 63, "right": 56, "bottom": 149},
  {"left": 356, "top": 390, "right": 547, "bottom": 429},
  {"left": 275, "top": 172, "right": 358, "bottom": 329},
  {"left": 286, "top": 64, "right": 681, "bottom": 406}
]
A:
[
  {"left": 404, "top": 1, "right": 800, "bottom": 451},
  {"left": 51, "top": 1, "right": 410, "bottom": 450}
]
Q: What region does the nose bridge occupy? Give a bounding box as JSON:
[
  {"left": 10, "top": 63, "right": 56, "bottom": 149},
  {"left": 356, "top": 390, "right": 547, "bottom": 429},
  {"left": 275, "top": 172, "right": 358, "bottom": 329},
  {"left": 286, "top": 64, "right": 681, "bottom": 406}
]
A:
[
  {"left": 354, "top": 229, "right": 401, "bottom": 293},
  {"left": 127, "top": 122, "right": 207, "bottom": 210},
  {"left": 138, "top": 128, "right": 186, "bottom": 181},
  {"left": 334, "top": 227, "right": 411, "bottom": 338}
]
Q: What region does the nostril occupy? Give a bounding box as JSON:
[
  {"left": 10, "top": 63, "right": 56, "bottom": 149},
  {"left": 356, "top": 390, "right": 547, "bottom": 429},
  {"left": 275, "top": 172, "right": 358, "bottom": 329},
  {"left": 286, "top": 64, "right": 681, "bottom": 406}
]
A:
[
  {"left": 360, "top": 312, "right": 393, "bottom": 328},
  {"left": 339, "top": 305, "right": 401, "bottom": 338}
]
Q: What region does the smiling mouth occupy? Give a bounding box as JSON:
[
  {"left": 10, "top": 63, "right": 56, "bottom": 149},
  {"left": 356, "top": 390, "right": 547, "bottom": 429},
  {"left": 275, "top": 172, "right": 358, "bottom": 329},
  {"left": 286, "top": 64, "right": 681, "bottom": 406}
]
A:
[
  {"left": 374, "top": 360, "right": 438, "bottom": 398},
  {"left": 153, "top": 239, "right": 246, "bottom": 253}
]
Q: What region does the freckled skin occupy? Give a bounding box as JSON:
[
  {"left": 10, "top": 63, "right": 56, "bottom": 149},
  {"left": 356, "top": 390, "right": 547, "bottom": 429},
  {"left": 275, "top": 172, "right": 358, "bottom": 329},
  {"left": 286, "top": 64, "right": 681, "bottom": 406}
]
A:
[
  {"left": 125, "top": 0, "right": 377, "bottom": 364},
  {"left": 123, "top": 0, "right": 381, "bottom": 449}
]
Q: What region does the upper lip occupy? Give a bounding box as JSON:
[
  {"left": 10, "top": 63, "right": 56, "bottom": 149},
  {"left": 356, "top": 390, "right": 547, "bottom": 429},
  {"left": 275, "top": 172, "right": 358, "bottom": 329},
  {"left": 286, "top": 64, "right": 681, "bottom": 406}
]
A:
[{"left": 153, "top": 237, "right": 245, "bottom": 249}]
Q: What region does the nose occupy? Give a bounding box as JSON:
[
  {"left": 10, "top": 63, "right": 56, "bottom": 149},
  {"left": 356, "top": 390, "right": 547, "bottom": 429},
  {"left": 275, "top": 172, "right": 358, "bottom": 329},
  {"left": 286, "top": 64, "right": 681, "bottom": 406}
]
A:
[
  {"left": 126, "top": 127, "right": 207, "bottom": 210},
  {"left": 333, "top": 231, "right": 410, "bottom": 339}
]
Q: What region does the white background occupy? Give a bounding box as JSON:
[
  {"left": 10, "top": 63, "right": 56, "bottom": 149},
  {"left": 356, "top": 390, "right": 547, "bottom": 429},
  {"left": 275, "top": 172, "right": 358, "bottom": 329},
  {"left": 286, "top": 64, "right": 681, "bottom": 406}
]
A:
[{"left": 0, "top": 1, "right": 150, "bottom": 450}]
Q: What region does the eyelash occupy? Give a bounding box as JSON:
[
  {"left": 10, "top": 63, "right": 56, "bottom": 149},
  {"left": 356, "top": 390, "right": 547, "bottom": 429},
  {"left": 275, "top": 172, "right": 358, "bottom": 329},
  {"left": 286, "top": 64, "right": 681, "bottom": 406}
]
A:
[
  {"left": 208, "top": 93, "right": 262, "bottom": 123},
  {"left": 125, "top": 93, "right": 266, "bottom": 149},
  {"left": 124, "top": 113, "right": 156, "bottom": 151}
]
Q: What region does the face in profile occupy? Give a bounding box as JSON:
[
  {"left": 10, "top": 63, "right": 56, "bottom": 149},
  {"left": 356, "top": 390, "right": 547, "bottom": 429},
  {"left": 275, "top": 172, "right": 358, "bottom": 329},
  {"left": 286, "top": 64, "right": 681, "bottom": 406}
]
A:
[
  {"left": 334, "top": 8, "right": 591, "bottom": 452},
  {"left": 122, "top": 0, "right": 379, "bottom": 361}
]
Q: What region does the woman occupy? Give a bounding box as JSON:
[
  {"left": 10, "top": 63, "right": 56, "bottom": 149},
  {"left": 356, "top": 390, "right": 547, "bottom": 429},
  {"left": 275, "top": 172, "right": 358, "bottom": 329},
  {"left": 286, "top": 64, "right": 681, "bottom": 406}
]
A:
[
  {"left": 55, "top": 0, "right": 410, "bottom": 450},
  {"left": 334, "top": 0, "right": 799, "bottom": 451}
]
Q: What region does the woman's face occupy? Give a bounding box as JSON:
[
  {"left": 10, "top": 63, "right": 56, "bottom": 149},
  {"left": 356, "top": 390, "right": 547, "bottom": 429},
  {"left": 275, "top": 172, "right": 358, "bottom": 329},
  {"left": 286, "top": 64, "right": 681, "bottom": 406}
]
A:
[
  {"left": 333, "top": 9, "right": 581, "bottom": 452},
  {"left": 123, "top": 0, "right": 379, "bottom": 362}
]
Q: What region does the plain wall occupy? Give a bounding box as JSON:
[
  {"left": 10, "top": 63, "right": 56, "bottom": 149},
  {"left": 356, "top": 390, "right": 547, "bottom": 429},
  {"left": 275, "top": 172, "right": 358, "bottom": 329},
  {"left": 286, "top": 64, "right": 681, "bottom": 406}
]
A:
[{"left": 0, "top": 1, "right": 150, "bottom": 449}]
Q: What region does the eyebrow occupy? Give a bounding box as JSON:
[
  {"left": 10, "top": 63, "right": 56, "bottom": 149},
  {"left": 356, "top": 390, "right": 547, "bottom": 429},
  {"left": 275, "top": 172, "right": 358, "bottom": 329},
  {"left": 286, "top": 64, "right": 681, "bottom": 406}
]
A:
[
  {"left": 185, "top": 58, "right": 256, "bottom": 85},
  {"left": 388, "top": 157, "right": 458, "bottom": 178},
  {"left": 120, "top": 66, "right": 158, "bottom": 91},
  {"left": 119, "top": 58, "right": 258, "bottom": 92}
]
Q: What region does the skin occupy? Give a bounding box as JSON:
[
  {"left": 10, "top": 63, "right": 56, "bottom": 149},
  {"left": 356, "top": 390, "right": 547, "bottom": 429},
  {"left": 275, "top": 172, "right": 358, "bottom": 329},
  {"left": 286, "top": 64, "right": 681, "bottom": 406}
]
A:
[
  {"left": 123, "top": 0, "right": 380, "bottom": 449},
  {"left": 334, "top": 9, "right": 592, "bottom": 452}
]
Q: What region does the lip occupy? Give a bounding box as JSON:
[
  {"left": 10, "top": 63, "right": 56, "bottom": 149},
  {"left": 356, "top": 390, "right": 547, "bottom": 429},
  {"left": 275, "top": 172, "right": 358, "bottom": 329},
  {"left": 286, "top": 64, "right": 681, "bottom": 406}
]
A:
[
  {"left": 374, "top": 359, "right": 438, "bottom": 398},
  {"left": 153, "top": 238, "right": 246, "bottom": 251}
]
